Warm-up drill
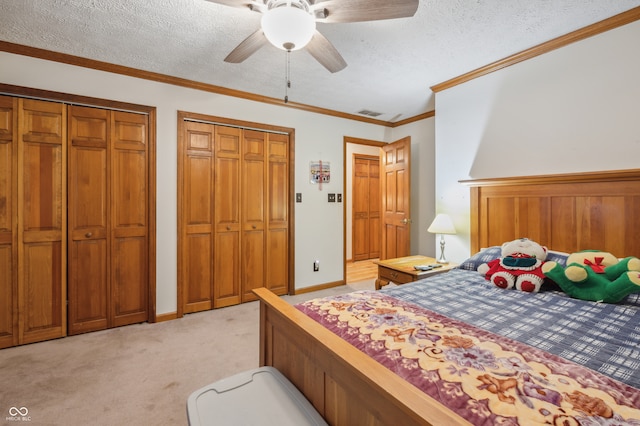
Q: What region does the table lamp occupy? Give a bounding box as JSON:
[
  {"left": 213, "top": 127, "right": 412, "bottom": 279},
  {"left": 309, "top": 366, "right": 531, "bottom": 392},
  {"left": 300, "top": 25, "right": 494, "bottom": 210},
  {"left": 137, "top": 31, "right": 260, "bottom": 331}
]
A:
[{"left": 427, "top": 213, "right": 456, "bottom": 264}]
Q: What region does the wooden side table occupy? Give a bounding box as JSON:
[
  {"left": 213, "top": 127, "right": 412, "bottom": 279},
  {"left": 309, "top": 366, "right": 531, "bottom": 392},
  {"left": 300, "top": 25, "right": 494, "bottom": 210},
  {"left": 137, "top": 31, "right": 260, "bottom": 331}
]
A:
[{"left": 373, "top": 255, "right": 459, "bottom": 290}]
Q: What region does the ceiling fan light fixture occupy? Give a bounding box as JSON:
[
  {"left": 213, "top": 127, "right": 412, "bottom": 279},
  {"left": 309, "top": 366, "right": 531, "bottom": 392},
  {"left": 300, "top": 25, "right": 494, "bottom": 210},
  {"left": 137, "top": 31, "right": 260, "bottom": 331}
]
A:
[{"left": 261, "top": 5, "right": 316, "bottom": 51}]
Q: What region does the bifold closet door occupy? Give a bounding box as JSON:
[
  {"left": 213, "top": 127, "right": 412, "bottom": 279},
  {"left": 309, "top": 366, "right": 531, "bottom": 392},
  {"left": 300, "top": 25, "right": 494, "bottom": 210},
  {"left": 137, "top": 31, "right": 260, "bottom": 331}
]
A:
[
  {"left": 179, "top": 118, "right": 289, "bottom": 313},
  {"left": 181, "top": 121, "right": 215, "bottom": 313},
  {"left": 68, "top": 106, "right": 109, "bottom": 334},
  {"left": 68, "top": 106, "right": 148, "bottom": 334},
  {"left": 0, "top": 96, "right": 18, "bottom": 349},
  {"left": 213, "top": 126, "right": 242, "bottom": 308},
  {"left": 18, "top": 98, "right": 67, "bottom": 345},
  {"left": 265, "top": 133, "right": 289, "bottom": 295},
  {"left": 241, "top": 130, "right": 266, "bottom": 302},
  {"left": 110, "top": 111, "right": 149, "bottom": 327}
]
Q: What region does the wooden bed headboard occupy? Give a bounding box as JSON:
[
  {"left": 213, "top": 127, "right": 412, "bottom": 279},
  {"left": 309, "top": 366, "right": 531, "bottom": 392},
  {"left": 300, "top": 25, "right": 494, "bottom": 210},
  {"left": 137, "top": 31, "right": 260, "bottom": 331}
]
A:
[{"left": 461, "top": 169, "right": 640, "bottom": 257}]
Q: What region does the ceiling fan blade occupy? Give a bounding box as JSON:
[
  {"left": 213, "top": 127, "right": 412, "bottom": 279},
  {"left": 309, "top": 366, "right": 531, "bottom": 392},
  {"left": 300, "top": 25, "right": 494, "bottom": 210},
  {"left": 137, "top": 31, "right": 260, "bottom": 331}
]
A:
[
  {"left": 224, "top": 29, "right": 269, "bottom": 63},
  {"left": 306, "top": 30, "right": 347, "bottom": 73},
  {"left": 313, "top": 0, "right": 418, "bottom": 23}
]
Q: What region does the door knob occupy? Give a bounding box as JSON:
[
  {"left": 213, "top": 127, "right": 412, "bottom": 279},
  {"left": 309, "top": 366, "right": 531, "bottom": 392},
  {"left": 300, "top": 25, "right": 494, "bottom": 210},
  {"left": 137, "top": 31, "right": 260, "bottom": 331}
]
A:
[
  {"left": 85, "top": 232, "right": 93, "bottom": 238},
  {"left": 401, "top": 218, "right": 412, "bottom": 225}
]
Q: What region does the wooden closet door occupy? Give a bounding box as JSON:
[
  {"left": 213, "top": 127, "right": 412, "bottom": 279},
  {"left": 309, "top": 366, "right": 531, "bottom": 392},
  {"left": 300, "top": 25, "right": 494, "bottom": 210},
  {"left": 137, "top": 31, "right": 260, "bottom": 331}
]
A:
[
  {"left": 181, "top": 121, "right": 215, "bottom": 313},
  {"left": 214, "top": 126, "right": 241, "bottom": 308},
  {"left": 18, "top": 98, "right": 67, "bottom": 345},
  {"left": 111, "top": 111, "right": 148, "bottom": 326},
  {"left": 241, "top": 130, "right": 266, "bottom": 302},
  {"left": 266, "top": 133, "right": 289, "bottom": 295},
  {"left": 0, "top": 96, "right": 18, "bottom": 349},
  {"left": 368, "top": 158, "right": 380, "bottom": 258},
  {"left": 353, "top": 156, "right": 371, "bottom": 261},
  {"left": 353, "top": 156, "right": 380, "bottom": 261},
  {"left": 68, "top": 106, "right": 109, "bottom": 334}
]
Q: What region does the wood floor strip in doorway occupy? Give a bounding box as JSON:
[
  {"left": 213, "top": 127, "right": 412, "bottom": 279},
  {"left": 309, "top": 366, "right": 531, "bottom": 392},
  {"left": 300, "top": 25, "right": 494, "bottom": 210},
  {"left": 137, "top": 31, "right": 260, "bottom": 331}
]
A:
[{"left": 346, "top": 259, "right": 378, "bottom": 283}]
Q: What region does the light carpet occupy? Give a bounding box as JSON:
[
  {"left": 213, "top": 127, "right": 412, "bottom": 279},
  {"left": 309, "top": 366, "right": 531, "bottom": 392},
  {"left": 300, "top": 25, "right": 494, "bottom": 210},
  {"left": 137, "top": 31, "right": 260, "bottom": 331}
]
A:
[{"left": 0, "top": 280, "right": 374, "bottom": 426}]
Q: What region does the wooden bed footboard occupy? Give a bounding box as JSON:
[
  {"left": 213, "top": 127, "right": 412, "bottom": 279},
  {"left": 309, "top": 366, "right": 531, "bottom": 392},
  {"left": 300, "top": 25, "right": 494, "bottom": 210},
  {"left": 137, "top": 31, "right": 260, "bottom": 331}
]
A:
[{"left": 253, "top": 287, "right": 470, "bottom": 426}]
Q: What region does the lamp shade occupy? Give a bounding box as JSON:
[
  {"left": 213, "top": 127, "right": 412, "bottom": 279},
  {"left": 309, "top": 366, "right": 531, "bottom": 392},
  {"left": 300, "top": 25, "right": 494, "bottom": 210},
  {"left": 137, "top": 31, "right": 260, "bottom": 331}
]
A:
[
  {"left": 427, "top": 214, "right": 456, "bottom": 235},
  {"left": 261, "top": 6, "right": 316, "bottom": 51}
]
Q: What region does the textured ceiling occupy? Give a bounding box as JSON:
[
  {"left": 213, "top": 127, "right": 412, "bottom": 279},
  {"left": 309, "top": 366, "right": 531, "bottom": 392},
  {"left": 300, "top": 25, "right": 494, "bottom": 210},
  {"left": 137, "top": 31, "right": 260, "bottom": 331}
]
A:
[{"left": 1, "top": 0, "right": 640, "bottom": 123}]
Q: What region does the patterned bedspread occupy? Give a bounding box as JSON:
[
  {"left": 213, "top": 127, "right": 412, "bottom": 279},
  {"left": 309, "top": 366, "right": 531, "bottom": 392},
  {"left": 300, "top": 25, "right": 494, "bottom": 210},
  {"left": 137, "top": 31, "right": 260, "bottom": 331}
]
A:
[
  {"left": 296, "top": 271, "right": 640, "bottom": 425},
  {"left": 385, "top": 269, "right": 640, "bottom": 389}
]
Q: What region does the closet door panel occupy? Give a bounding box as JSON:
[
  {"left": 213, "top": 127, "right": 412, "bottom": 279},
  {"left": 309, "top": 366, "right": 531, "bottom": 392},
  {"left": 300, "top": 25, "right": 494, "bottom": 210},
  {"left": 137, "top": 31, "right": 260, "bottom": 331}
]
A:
[
  {"left": 21, "top": 242, "right": 64, "bottom": 343},
  {"left": 111, "top": 112, "right": 148, "bottom": 326},
  {"left": 353, "top": 157, "right": 370, "bottom": 261},
  {"left": 22, "top": 143, "right": 64, "bottom": 231},
  {"left": 184, "top": 233, "right": 213, "bottom": 313},
  {"left": 18, "top": 99, "right": 66, "bottom": 344},
  {"left": 266, "top": 228, "right": 288, "bottom": 294},
  {"left": 112, "top": 150, "right": 146, "bottom": 228},
  {"left": 69, "top": 240, "right": 107, "bottom": 333},
  {"left": 112, "top": 235, "right": 147, "bottom": 326},
  {"left": 68, "top": 106, "right": 109, "bottom": 334},
  {"left": 242, "top": 130, "right": 265, "bottom": 302},
  {"left": 242, "top": 231, "right": 264, "bottom": 301},
  {"left": 266, "top": 134, "right": 288, "bottom": 294},
  {"left": 0, "top": 96, "right": 17, "bottom": 348},
  {"left": 0, "top": 246, "right": 15, "bottom": 348},
  {"left": 181, "top": 121, "right": 214, "bottom": 313},
  {"left": 214, "top": 231, "right": 240, "bottom": 308},
  {"left": 368, "top": 159, "right": 381, "bottom": 259},
  {"left": 214, "top": 126, "right": 241, "bottom": 307}
]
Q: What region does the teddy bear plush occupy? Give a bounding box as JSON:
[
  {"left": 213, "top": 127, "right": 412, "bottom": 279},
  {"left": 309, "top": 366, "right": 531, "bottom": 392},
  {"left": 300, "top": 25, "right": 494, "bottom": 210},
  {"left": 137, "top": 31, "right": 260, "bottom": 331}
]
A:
[
  {"left": 542, "top": 250, "right": 640, "bottom": 303},
  {"left": 478, "top": 238, "right": 548, "bottom": 293}
]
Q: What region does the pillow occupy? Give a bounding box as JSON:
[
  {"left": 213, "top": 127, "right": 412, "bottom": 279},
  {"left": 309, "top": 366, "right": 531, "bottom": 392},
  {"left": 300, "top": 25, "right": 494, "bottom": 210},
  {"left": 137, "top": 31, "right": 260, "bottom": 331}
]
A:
[
  {"left": 456, "top": 246, "right": 569, "bottom": 271},
  {"left": 546, "top": 250, "right": 569, "bottom": 266},
  {"left": 457, "top": 246, "right": 502, "bottom": 271}
]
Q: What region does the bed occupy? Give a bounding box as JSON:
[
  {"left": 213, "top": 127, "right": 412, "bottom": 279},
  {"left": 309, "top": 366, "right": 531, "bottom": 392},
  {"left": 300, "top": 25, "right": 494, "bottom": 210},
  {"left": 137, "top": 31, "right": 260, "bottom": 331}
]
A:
[{"left": 254, "top": 169, "right": 640, "bottom": 425}]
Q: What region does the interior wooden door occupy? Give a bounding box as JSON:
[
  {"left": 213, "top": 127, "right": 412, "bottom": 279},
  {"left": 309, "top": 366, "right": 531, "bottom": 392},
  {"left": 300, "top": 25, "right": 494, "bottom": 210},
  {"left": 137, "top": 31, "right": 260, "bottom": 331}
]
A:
[
  {"left": 214, "top": 126, "right": 242, "bottom": 308},
  {"left": 265, "top": 132, "right": 289, "bottom": 295},
  {"left": 380, "top": 137, "right": 411, "bottom": 260},
  {"left": 0, "top": 95, "right": 18, "bottom": 349},
  {"left": 68, "top": 105, "right": 109, "bottom": 334},
  {"left": 180, "top": 120, "right": 215, "bottom": 314},
  {"left": 352, "top": 155, "right": 380, "bottom": 261},
  {"left": 110, "top": 111, "right": 149, "bottom": 327},
  {"left": 18, "top": 98, "right": 67, "bottom": 345},
  {"left": 241, "top": 129, "right": 266, "bottom": 302}
]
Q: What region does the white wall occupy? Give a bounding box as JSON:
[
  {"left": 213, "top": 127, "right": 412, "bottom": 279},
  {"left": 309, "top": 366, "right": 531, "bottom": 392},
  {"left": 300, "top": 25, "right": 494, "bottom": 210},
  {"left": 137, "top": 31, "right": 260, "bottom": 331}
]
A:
[
  {"left": 435, "top": 20, "right": 640, "bottom": 263},
  {"left": 1, "top": 52, "right": 435, "bottom": 314}
]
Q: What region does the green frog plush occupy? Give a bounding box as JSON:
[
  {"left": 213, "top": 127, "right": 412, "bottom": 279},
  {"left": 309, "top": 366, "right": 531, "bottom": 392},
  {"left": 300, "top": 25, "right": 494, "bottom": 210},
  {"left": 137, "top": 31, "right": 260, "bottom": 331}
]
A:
[{"left": 542, "top": 250, "right": 640, "bottom": 303}]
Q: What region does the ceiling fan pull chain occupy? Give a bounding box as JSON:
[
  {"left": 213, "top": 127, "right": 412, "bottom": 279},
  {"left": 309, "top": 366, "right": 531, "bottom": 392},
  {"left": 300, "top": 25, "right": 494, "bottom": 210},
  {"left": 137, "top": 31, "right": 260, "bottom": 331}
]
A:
[{"left": 284, "top": 48, "right": 291, "bottom": 103}]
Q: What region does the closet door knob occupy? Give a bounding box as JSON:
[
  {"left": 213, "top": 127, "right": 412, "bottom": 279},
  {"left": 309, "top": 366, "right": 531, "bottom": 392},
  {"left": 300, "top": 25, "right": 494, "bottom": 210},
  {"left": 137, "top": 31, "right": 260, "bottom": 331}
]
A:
[
  {"left": 85, "top": 232, "right": 93, "bottom": 238},
  {"left": 226, "top": 226, "right": 231, "bottom": 231},
  {"left": 252, "top": 225, "right": 257, "bottom": 229}
]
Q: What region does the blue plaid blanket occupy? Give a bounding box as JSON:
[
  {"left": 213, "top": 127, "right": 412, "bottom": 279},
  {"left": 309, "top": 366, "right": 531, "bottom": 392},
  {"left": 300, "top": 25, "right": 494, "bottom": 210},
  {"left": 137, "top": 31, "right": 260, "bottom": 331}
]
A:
[{"left": 381, "top": 268, "right": 640, "bottom": 389}]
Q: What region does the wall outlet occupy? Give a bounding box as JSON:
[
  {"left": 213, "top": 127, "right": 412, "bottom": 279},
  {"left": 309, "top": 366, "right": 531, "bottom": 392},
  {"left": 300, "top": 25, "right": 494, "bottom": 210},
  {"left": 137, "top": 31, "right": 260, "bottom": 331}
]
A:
[
  {"left": 328, "top": 193, "right": 335, "bottom": 202},
  {"left": 313, "top": 260, "right": 320, "bottom": 271}
]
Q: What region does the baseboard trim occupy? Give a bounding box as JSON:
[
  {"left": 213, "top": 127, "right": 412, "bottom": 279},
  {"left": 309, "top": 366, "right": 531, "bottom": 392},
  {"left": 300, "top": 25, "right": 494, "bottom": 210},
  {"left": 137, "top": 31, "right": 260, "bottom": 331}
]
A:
[
  {"left": 155, "top": 312, "right": 178, "bottom": 323},
  {"left": 293, "top": 280, "right": 345, "bottom": 295}
]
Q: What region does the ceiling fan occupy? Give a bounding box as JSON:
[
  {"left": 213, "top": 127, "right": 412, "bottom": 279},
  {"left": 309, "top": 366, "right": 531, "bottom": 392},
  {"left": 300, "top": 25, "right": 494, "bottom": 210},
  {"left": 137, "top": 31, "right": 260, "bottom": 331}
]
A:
[{"left": 206, "top": 0, "right": 419, "bottom": 73}]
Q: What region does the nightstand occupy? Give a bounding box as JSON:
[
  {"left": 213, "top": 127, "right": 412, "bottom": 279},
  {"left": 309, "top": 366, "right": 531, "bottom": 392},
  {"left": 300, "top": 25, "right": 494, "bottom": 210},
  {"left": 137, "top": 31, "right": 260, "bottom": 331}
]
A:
[{"left": 373, "top": 255, "right": 459, "bottom": 290}]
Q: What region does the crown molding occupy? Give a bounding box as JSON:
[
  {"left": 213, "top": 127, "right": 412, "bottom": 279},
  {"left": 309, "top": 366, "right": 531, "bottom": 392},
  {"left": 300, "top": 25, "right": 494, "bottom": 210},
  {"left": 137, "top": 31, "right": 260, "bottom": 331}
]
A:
[
  {"left": 0, "top": 40, "right": 434, "bottom": 127},
  {"left": 431, "top": 6, "right": 640, "bottom": 93}
]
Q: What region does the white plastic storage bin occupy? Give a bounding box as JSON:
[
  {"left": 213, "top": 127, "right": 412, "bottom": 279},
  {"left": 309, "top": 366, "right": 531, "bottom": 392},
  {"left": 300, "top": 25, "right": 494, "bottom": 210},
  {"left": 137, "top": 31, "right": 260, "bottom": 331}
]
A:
[{"left": 187, "top": 366, "right": 328, "bottom": 426}]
